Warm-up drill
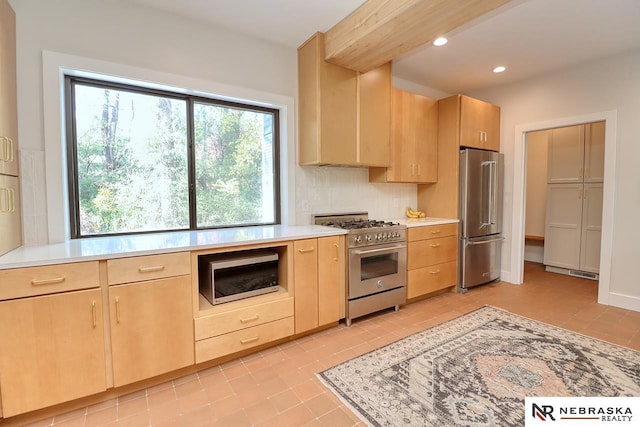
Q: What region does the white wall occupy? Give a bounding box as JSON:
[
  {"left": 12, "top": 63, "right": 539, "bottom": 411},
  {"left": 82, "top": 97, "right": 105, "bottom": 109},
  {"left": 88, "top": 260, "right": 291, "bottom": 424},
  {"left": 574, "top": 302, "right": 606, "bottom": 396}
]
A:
[
  {"left": 523, "top": 130, "right": 548, "bottom": 263},
  {"left": 525, "top": 130, "right": 548, "bottom": 238},
  {"left": 471, "top": 49, "right": 640, "bottom": 310},
  {"left": 11, "top": 0, "right": 417, "bottom": 244}
]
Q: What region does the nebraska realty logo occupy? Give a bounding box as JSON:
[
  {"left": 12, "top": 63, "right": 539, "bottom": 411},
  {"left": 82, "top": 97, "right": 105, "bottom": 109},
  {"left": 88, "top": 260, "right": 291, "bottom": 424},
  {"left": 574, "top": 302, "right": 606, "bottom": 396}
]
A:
[{"left": 525, "top": 397, "right": 640, "bottom": 426}]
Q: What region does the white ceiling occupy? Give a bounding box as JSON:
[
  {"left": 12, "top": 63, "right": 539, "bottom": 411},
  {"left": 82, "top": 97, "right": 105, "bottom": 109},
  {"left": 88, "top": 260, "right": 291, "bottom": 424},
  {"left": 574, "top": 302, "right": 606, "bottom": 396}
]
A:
[{"left": 121, "top": 0, "right": 640, "bottom": 93}]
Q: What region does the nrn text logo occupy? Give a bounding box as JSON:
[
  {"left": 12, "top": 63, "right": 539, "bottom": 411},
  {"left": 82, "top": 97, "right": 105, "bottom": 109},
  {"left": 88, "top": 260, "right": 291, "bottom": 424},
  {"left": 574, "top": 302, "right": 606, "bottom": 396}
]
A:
[{"left": 532, "top": 403, "right": 556, "bottom": 421}]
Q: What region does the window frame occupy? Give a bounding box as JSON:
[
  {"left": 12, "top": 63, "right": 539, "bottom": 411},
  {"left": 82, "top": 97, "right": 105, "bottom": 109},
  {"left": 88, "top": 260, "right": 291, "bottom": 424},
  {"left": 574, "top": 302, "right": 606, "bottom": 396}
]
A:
[{"left": 64, "top": 75, "right": 281, "bottom": 239}]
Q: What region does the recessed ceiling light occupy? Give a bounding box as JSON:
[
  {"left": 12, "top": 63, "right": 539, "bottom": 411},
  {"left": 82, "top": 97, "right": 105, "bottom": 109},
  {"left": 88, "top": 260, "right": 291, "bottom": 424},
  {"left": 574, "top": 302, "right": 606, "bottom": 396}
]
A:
[
  {"left": 493, "top": 66, "right": 506, "bottom": 73},
  {"left": 433, "top": 37, "right": 448, "bottom": 47}
]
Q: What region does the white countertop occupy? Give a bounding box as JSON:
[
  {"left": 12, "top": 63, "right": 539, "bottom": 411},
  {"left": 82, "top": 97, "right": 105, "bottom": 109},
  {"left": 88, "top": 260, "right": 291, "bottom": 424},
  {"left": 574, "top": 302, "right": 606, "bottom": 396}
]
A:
[
  {"left": 391, "top": 217, "right": 459, "bottom": 228},
  {"left": 0, "top": 225, "right": 346, "bottom": 270}
]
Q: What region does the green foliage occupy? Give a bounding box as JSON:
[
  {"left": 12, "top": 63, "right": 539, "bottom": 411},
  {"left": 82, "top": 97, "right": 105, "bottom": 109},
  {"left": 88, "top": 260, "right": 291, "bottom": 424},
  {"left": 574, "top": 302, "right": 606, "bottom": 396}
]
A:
[
  {"left": 73, "top": 84, "right": 274, "bottom": 236},
  {"left": 194, "top": 104, "right": 268, "bottom": 227}
]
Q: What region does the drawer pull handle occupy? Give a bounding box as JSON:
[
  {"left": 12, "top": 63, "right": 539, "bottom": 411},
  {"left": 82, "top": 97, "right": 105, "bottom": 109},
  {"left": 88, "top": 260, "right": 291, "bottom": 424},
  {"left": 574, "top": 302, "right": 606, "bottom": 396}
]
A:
[
  {"left": 430, "top": 230, "right": 441, "bottom": 234},
  {"left": 240, "top": 336, "right": 259, "bottom": 345},
  {"left": 138, "top": 265, "right": 165, "bottom": 273},
  {"left": 240, "top": 314, "right": 259, "bottom": 324},
  {"left": 430, "top": 243, "right": 441, "bottom": 248},
  {"left": 430, "top": 269, "right": 441, "bottom": 275},
  {"left": 115, "top": 297, "right": 121, "bottom": 323},
  {"left": 334, "top": 243, "right": 339, "bottom": 261},
  {"left": 31, "top": 276, "right": 66, "bottom": 286},
  {"left": 92, "top": 301, "right": 97, "bottom": 328},
  {"left": 298, "top": 248, "right": 315, "bottom": 253}
]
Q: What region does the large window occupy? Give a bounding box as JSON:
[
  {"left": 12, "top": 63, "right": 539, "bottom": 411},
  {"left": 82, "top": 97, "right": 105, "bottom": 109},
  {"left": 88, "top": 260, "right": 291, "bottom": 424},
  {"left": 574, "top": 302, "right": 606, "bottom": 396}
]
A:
[{"left": 65, "top": 77, "right": 279, "bottom": 238}]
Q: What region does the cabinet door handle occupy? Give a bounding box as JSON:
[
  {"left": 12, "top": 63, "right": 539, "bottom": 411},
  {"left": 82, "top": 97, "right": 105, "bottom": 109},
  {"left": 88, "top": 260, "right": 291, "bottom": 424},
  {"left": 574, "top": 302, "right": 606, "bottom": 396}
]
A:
[
  {"left": 115, "top": 297, "right": 121, "bottom": 323},
  {"left": 578, "top": 189, "right": 583, "bottom": 200},
  {"left": 584, "top": 189, "right": 588, "bottom": 200},
  {"left": 417, "top": 164, "right": 421, "bottom": 176},
  {"left": 0, "top": 137, "right": 8, "bottom": 162},
  {"left": 31, "top": 276, "right": 66, "bottom": 286},
  {"left": 8, "top": 188, "right": 15, "bottom": 212},
  {"left": 430, "top": 243, "right": 441, "bottom": 248},
  {"left": 430, "top": 230, "right": 441, "bottom": 235},
  {"left": 240, "top": 314, "right": 259, "bottom": 324},
  {"left": 240, "top": 336, "right": 259, "bottom": 345},
  {"left": 92, "top": 301, "right": 97, "bottom": 328},
  {"left": 138, "top": 265, "right": 165, "bottom": 273},
  {"left": 411, "top": 163, "right": 415, "bottom": 176},
  {"left": 579, "top": 167, "right": 583, "bottom": 179},
  {"left": 430, "top": 269, "right": 441, "bottom": 275},
  {"left": 0, "top": 188, "right": 8, "bottom": 213},
  {"left": 585, "top": 167, "right": 589, "bottom": 178},
  {"left": 298, "top": 248, "right": 315, "bottom": 253},
  {"left": 334, "top": 243, "right": 339, "bottom": 261}
]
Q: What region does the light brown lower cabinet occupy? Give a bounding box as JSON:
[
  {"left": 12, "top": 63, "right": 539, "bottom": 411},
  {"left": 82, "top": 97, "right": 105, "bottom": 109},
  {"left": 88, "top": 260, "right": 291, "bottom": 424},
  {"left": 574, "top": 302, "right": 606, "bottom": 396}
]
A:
[
  {"left": 407, "top": 224, "right": 458, "bottom": 299},
  {"left": 294, "top": 235, "right": 344, "bottom": 334},
  {"left": 109, "top": 276, "right": 194, "bottom": 387},
  {"left": 0, "top": 289, "right": 106, "bottom": 417}
]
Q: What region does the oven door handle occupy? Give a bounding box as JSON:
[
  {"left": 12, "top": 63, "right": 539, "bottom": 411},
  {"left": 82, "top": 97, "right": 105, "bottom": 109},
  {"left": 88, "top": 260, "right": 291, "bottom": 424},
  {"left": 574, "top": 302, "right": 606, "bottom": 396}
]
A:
[{"left": 352, "top": 245, "right": 406, "bottom": 255}]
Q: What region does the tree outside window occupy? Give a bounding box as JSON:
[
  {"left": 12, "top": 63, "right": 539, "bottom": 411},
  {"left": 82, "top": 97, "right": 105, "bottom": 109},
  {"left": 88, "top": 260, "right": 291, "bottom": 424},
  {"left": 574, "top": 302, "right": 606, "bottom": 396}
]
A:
[{"left": 66, "top": 77, "right": 279, "bottom": 238}]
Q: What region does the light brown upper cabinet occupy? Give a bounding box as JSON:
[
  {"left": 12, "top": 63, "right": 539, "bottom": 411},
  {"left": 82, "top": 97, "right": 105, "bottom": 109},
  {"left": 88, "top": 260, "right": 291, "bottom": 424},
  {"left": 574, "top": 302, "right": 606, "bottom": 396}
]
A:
[
  {"left": 0, "top": 0, "right": 21, "bottom": 257},
  {"left": 0, "top": 0, "right": 19, "bottom": 178},
  {"left": 457, "top": 95, "right": 501, "bottom": 152},
  {"left": 417, "top": 94, "right": 500, "bottom": 218},
  {"left": 370, "top": 88, "right": 437, "bottom": 183},
  {"left": 298, "top": 32, "right": 390, "bottom": 167}
]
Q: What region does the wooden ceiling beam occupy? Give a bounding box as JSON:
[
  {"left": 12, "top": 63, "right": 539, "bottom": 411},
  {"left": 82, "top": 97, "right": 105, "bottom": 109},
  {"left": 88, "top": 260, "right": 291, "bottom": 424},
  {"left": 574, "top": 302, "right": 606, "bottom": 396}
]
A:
[{"left": 324, "top": 0, "right": 512, "bottom": 72}]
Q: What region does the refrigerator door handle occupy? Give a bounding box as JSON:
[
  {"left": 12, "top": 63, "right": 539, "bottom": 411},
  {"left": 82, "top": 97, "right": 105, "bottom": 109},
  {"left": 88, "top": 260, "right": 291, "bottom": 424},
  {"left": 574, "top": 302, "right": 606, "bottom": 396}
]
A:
[
  {"left": 466, "top": 237, "right": 505, "bottom": 246},
  {"left": 481, "top": 160, "right": 497, "bottom": 227},
  {"left": 489, "top": 160, "right": 497, "bottom": 225}
]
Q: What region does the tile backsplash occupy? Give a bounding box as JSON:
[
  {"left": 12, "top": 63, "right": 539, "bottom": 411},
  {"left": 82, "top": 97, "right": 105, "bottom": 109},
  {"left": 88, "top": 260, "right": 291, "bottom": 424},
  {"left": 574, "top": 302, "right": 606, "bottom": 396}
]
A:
[
  {"left": 19, "top": 149, "right": 49, "bottom": 246},
  {"left": 294, "top": 165, "right": 417, "bottom": 224}
]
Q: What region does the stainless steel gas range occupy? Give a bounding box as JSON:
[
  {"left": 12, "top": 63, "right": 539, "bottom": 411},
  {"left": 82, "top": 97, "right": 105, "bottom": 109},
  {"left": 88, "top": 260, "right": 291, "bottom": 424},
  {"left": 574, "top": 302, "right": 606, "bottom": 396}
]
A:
[{"left": 314, "top": 213, "right": 407, "bottom": 326}]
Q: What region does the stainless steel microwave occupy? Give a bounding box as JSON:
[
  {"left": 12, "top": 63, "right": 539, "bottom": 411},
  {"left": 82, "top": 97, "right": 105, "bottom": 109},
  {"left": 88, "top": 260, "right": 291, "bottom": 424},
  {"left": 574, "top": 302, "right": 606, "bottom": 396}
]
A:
[{"left": 198, "top": 250, "right": 279, "bottom": 305}]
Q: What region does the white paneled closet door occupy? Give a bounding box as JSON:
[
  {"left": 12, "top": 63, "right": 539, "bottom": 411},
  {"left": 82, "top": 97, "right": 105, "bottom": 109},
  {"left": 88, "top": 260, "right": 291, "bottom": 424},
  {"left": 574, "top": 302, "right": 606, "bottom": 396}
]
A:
[
  {"left": 580, "top": 183, "right": 603, "bottom": 273},
  {"left": 543, "top": 183, "right": 583, "bottom": 270},
  {"left": 547, "top": 125, "right": 584, "bottom": 183},
  {"left": 584, "top": 121, "right": 605, "bottom": 183}
]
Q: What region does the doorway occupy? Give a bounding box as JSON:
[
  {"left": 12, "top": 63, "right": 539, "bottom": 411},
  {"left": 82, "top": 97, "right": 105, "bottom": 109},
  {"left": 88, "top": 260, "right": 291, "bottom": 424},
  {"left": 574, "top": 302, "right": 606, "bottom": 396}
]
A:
[
  {"left": 510, "top": 111, "right": 617, "bottom": 306},
  {"left": 523, "top": 122, "right": 605, "bottom": 292}
]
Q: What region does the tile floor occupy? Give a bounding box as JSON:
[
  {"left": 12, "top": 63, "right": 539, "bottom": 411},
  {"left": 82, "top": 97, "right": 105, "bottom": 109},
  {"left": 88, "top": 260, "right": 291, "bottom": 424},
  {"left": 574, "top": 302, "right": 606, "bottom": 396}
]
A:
[{"left": 17, "top": 262, "right": 640, "bottom": 426}]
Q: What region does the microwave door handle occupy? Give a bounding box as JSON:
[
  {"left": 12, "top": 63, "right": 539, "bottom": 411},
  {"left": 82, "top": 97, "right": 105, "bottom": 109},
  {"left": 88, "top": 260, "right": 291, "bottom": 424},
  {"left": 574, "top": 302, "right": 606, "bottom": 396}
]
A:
[{"left": 352, "top": 245, "right": 406, "bottom": 256}]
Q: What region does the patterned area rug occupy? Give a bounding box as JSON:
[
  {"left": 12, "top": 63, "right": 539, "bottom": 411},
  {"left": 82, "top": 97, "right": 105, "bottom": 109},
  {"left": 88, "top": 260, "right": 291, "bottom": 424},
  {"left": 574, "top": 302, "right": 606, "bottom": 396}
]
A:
[{"left": 318, "top": 306, "right": 640, "bottom": 427}]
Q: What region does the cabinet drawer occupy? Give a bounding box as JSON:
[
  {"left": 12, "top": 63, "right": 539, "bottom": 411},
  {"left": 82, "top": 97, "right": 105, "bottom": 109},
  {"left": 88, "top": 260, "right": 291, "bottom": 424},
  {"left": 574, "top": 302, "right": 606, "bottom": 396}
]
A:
[
  {"left": 408, "top": 223, "right": 458, "bottom": 242},
  {"left": 408, "top": 236, "right": 457, "bottom": 270},
  {"left": 407, "top": 261, "right": 457, "bottom": 299},
  {"left": 195, "top": 317, "right": 294, "bottom": 363},
  {"left": 194, "top": 297, "right": 294, "bottom": 340},
  {"left": 107, "top": 252, "right": 190, "bottom": 285},
  {"left": 0, "top": 261, "right": 99, "bottom": 301}
]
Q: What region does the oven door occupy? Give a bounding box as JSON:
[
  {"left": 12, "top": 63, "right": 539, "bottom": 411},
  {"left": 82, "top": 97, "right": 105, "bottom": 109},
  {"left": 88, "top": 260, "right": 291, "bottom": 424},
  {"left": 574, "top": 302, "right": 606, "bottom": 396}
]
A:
[{"left": 348, "top": 244, "right": 407, "bottom": 299}]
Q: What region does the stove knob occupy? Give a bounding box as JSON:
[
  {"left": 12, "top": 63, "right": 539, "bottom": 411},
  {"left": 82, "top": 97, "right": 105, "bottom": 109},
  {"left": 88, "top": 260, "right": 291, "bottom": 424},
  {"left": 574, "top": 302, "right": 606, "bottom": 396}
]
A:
[
  {"left": 354, "top": 235, "right": 362, "bottom": 243},
  {"left": 383, "top": 232, "right": 388, "bottom": 240},
  {"left": 366, "top": 235, "right": 372, "bottom": 242},
  {"left": 377, "top": 233, "right": 383, "bottom": 240}
]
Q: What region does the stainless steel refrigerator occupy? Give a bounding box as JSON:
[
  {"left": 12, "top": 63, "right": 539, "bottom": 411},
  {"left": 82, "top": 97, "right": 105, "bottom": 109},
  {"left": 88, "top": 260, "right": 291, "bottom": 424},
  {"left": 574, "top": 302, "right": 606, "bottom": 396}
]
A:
[{"left": 458, "top": 148, "right": 504, "bottom": 293}]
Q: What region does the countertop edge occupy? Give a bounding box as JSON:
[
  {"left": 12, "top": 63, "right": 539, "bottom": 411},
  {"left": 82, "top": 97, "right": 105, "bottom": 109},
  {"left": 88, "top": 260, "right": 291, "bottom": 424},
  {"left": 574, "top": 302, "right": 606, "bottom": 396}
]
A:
[
  {"left": 0, "top": 225, "right": 347, "bottom": 270},
  {"left": 392, "top": 217, "right": 459, "bottom": 228}
]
